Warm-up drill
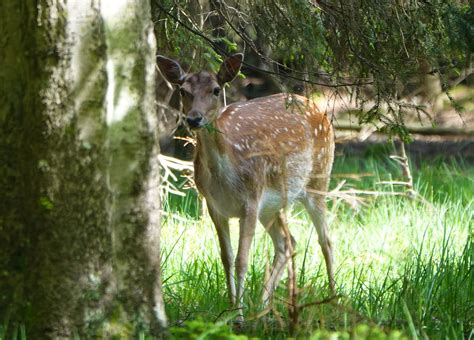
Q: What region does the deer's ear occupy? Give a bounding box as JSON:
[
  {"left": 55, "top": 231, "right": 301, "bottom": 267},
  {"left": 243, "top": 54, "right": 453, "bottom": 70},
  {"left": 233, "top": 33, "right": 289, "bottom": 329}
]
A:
[
  {"left": 217, "top": 53, "right": 243, "bottom": 85},
  {"left": 157, "top": 55, "right": 185, "bottom": 85}
]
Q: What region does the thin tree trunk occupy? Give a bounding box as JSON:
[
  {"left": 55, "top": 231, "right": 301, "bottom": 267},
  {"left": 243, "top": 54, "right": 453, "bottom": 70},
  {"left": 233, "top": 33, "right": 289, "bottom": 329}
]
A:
[{"left": 0, "top": 0, "right": 166, "bottom": 338}]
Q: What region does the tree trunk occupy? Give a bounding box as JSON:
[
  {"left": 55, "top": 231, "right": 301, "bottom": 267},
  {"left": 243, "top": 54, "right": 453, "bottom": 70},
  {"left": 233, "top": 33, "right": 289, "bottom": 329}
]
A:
[{"left": 0, "top": 0, "right": 166, "bottom": 338}]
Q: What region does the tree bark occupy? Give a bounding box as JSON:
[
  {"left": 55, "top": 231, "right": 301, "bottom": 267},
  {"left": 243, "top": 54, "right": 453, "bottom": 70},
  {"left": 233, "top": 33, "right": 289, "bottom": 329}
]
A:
[{"left": 0, "top": 0, "right": 166, "bottom": 338}]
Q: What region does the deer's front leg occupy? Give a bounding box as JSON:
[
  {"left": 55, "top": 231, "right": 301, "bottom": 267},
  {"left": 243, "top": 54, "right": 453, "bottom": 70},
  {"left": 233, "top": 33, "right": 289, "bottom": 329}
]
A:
[
  {"left": 207, "top": 203, "right": 236, "bottom": 305},
  {"left": 235, "top": 203, "right": 258, "bottom": 322}
]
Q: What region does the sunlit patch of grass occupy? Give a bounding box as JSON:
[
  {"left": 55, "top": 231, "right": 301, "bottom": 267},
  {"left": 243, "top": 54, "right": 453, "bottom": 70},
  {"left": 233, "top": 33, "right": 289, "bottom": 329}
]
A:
[{"left": 161, "top": 155, "right": 473, "bottom": 338}]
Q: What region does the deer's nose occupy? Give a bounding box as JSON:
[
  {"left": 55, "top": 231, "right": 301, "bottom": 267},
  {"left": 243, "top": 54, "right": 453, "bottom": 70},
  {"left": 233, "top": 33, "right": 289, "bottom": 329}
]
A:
[
  {"left": 186, "top": 116, "right": 203, "bottom": 128},
  {"left": 186, "top": 110, "right": 204, "bottom": 128}
]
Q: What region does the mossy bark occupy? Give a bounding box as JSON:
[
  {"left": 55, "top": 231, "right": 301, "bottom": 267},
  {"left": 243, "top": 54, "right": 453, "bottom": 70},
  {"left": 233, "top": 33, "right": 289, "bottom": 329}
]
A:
[{"left": 0, "top": 0, "right": 165, "bottom": 338}]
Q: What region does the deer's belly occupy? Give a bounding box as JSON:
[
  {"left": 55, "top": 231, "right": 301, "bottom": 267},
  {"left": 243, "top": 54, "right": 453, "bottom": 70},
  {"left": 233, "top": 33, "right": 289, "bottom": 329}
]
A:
[
  {"left": 206, "top": 190, "right": 242, "bottom": 217},
  {"left": 257, "top": 185, "right": 305, "bottom": 220},
  {"left": 194, "top": 151, "right": 310, "bottom": 219}
]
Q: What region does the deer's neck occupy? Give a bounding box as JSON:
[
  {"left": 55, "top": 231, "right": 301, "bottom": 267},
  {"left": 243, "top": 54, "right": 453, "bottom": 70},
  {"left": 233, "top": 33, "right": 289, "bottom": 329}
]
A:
[{"left": 195, "top": 125, "right": 228, "bottom": 169}]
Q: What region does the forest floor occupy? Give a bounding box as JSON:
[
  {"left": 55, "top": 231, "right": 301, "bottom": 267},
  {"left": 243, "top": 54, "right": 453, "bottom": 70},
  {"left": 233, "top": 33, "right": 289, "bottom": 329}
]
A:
[{"left": 161, "top": 149, "right": 473, "bottom": 339}]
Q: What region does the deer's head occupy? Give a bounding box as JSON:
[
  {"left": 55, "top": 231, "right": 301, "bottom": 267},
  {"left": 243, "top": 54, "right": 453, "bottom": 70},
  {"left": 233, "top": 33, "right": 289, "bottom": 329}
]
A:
[{"left": 157, "top": 54, "right": 243, "bottom": 129}]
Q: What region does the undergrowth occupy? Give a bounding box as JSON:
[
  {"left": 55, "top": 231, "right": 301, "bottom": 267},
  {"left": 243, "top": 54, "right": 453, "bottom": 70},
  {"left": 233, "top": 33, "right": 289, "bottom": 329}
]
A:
[{"left": 161, "top": 150, "right": 473, "bottom": 339}]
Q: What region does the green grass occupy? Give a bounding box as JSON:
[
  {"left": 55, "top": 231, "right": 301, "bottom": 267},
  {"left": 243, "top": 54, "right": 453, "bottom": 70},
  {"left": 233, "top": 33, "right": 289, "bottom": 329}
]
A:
[{"left": 161, "top": 150, "right": 473, "bottom": 339}]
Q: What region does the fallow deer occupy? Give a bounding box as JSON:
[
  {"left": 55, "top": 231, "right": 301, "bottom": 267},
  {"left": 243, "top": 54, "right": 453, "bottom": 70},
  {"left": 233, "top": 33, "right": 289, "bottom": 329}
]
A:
[{"left": 157, "top": 54, "right": 335, "bottom": 321}]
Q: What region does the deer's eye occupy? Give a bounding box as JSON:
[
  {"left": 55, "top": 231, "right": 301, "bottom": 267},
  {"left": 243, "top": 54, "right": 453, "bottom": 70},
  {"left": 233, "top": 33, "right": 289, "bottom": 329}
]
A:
[
  {"left": 179, "top": 88, "right": 193, "bottom": 100},
  {"left": 213, "top": 87, "right": 220, "bottom": 96}
]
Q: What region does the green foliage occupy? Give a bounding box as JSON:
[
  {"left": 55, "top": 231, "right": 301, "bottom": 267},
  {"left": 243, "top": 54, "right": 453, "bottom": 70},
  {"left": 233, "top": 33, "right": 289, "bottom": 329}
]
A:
[
  {"left": 152, "top": 0, "right": 224, "bottom": 71},
  {"left": 162, "top": 176, "right": 201, "bottom": 218},
  {"left": 152, "top": 0, "right": 473, "bottom": 137},
  {"left": 168, "top": 320, "right": 408, "bottom": 339},
  {"left": 170, "top": 319, "right": 247, "bottom": 339},
  {"left": 443, "top": 3, "right": 474, "bottom": 54},
  {"left": 154, "top": 0, "right": 474, "bottom": 80},
  {"left": 0, "top": 322, "right": 26, "bottom": 340},
  {"left": 38, "top": 196, "right": 53, "bottom": 211},
  {"left": 310, "top": 324, "right": 407, "bottom": 339},
  {"left": 245, "top": 0, "right": 328, "bottom": 68}
]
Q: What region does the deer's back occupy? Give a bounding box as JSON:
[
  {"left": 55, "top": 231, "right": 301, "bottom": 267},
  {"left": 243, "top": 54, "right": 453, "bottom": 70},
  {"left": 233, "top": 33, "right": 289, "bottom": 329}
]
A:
[{"left": 218, "top": 93, "right": 333, "bottom": 178}]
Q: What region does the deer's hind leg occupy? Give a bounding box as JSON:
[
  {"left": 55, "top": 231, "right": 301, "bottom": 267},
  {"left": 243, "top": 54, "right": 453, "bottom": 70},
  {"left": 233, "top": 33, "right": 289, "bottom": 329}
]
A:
[
  {"left": 259, "top": 213, "right": 287, "bottom": 305},
  {"left": 259, "top": 209, "right": 297, "bottom": 306},
  {"left": 301, "top": 193, "right": 335, "bottom": 293}
]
